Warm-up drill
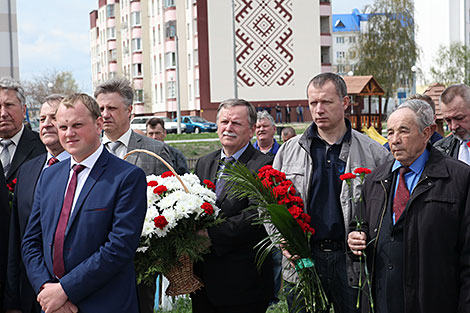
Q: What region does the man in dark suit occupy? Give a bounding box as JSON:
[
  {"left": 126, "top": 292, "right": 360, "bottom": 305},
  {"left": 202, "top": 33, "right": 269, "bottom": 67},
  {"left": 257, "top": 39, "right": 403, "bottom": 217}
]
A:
[
  {"left": 5, "top": 95, "right": 69, "bottom": 313},
  {"left": 0, "top": 166, "right": 10, "bottom": 311},
  {"left": 22, "top": 93, "right": 147, "bottom": 312},
  {"left": 191, "top": 99, "right": 274, "bottom": 313},
  {"left": 94, "top": 78, "right": 172, "bottom": 313},
  {"left": 0, "top": 77, "right": 46, "bottom": 185}
]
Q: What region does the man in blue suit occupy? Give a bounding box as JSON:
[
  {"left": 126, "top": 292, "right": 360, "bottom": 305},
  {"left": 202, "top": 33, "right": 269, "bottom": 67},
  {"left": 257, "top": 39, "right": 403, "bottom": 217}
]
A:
[{"left": 22, "top": 93, "right": 147, "bottom": 313}]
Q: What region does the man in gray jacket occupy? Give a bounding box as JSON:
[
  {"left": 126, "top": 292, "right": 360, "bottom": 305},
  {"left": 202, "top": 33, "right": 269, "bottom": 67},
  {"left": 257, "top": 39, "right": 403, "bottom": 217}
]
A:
[{"left": 273, "top": 72, "right": 390, "bottom": 313}]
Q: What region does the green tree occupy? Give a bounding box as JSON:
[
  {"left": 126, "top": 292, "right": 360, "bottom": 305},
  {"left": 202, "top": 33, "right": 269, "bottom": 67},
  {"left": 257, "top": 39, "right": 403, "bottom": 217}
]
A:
[
  {"left": 22, "top": 70, "right": 80, "bottom": 120},
  {"left": 430, "top": 43, "right": 470, "bottom": 86},
  {"left": 353, "top": 0, "right": 418, "bottom": 114}
]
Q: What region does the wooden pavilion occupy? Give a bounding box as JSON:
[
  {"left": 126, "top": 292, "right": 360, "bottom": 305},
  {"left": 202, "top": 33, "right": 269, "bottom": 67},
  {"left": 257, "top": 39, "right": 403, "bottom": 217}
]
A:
[{"left": 343, "top": 75, "right": 385, "bottom": 132}]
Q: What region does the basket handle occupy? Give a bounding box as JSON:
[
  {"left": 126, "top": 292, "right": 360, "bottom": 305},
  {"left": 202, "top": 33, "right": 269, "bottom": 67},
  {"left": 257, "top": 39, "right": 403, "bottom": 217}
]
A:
[{"left": 123, "top": 149, "right": 189, "bottom": 193}]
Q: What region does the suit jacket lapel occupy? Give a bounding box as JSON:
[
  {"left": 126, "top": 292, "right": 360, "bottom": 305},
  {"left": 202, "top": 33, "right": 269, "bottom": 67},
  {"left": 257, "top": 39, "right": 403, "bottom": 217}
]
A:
[
  {"left": 65, "top": 150, "right": 109, "bottom": 234},
  {"left": 125, "top": 131, "right": 142, "bottom": 163},
  {"left": 7, "top": 128, "right": 34, "bottom": 182}
]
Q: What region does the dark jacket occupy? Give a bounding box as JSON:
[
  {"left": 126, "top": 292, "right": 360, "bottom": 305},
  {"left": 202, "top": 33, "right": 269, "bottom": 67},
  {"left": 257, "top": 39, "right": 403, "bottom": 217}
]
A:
[
  {"left": 5, "top": 127, "right": 46, "bottom": 185},
  {"left": 4, "top": 154, "right": 45, "bottom": 312},
  {"left": 357, "top": 145, "right": 470, "bottom": 313},
  {"left": 433, "top": 134, "right": 460, "bottom": 159},
  {"left": 192, "top": 144, "right": 274, "bottom": 307},
  {"left": 0, "top": 166, "right": 10, "bottom": 309}
]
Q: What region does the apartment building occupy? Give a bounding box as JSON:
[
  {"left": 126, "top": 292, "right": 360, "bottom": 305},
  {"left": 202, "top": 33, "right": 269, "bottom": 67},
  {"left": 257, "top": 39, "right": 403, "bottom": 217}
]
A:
[
  {"left": 90, "top": 0, "right": 328, "bottom": 121},
  {"left": 0, "top": 0, "right": 19, "bottom": 79}
]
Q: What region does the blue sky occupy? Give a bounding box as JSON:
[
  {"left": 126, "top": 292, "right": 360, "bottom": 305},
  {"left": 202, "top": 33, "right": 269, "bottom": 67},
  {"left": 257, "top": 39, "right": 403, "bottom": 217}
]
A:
[{"left": 16, "top": 0, "right": 372, "bottom": 94}]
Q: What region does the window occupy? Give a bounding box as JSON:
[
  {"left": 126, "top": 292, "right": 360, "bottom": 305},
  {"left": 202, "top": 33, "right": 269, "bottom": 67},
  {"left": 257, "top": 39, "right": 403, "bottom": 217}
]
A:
[
  {"left": 337, "top": 64, "right": 345, "bottom": 73},
  {"left": 151, "top": 0, "right": 155, "bottom": 17},
  {"left": 165, "top": 52, "right": 176, "bottom": 69},
  {"left": 159, "top": 54, "right": 163, "bottom": 73},
  {"left": 159, "top": 83, "right": 163, "bottom": 102},
  {"left": 135, "top": 89, "right": 144, "bottom": 102},
  {"left": 165, "top": 0, "right": 176, "bottom": 8},
  {"left": 194, "top": 79, "right": 199, "bottom": 97},
  {"left": 152, "top": 28, "right": 156, "bottom": 46},
  {"left": 193, "top": 18, "right": 198, "bottom": 34},
  {"left": 194, "top": 49, "right": 199, "bottom": 65},
  {"left": 109, "top": 71, "right": 117, "bottom": 79},
  {"left": 167, "top": 81, "right": 176, "bottom": 98},
  {"left": 107, "top": 4, "right": 115, "bottom": 18},
  {"left": 188, "top": 83, "right": 192, "bottom": 101},
  {"left": 349, "top": 36, "right": 356, "bottom": 43},
  {"left": 187, "top": 22, "right": 190, "bottom": 39},
  {"left": 337, "top": 51, "right": 345, "bottom": 59},
  {"left": 188, "top": 53, "right": 191, "bottom": 68},
  {"left": 131, "top": 11, "right": 141, "bottom": 26},
  {"left": 158, "top": 25, "right": 161, "bottom": 44},
  {"left": 320, "top": 16, "right": 330, "bottom": 34},
  {"left": 321, "top": 46, "right": 330, "bottom": 64},
  {"left": 133, "top": 63, "right": 143, "bottom": 77},
  {"left": 336, "top": 37, "right": 344, "bottom": 44},
  {"left": 132, "top": 38, "right": 142, "bottom": 51},
  {"left": 109, "top": 49, "right": 116, "bottom": 61},
  {"left": 107, "top": 27, "right": 116, "bottom": 39},
  {"left": 165, "top": 21, "right": 176, "bottom": 38}
]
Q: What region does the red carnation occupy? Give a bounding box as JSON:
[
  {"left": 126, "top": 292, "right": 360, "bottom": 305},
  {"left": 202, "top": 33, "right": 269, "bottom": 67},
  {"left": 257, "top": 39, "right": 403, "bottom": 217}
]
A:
[
  {"left": 340, "top": 173, "right": 356, "bottom": 181},
  {"left": 6, "top": 178, "right": 17, "bottom": 193},
  {"left": 147, "top": 180, "right": 158, "bottom": 187},
  {"left": 467, "top": 141, "right": 470, "bottom": 148},
  {"left": 153, "top": 185, "right": 168, "bottom": 195},
  {"left": 201, "top": 202, "right": 214, "bottom": 215},
  {"left": 288, "top": 205, "right": 303, "bottom": 219},
  {"left": 203, "top": 179, "right": 216, "bottom": 191},
  {"left": 154, "top": 215, "right": 168, "bottom": 229},
  {"left": 161, "top": 171, "right": 175, "bottom": 178},
  {"left": 354, "top": 167, "right": 372, "bottom": 175},
  {"left": 259, "top": 165, "right": 274, "bottom": 174}
]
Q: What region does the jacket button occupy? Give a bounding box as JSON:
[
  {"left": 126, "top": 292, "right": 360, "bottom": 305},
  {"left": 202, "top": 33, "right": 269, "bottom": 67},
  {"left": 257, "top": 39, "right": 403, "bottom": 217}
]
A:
[
  {"left": 374, "top": 228, "right": 378, "bottom": 233},
  {"left": 390, "top": 236, "right": 395, "bottom": 242},
  {"left": 388, "top": 264, "right": 393, "bottom": 270}
]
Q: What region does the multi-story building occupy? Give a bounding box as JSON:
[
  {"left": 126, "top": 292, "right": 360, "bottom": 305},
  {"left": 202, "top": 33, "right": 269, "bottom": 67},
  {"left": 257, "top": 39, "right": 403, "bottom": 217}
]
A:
[
  {"left": 414, "top": 0, "right": 470, "bottom": 85},
  {"left": 331, "top": 9, "right": 369, "bottom": 76},
  {"left": 90, "top": 0, "right": 329, "bottom": 121},
  {"left": 0, "top": 0, "right": 19, "bottom": 79}
]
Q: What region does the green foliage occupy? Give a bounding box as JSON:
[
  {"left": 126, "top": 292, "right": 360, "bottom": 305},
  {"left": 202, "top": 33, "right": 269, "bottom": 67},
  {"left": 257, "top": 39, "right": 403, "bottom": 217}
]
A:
[
  {"left": 430, "top": 43, "right": 470, "bottom": 86},
  {"left": 22, "top": 70, "right": 80, "bottom": 118},
  {"left": 354, "top": 0, "right": 418, "bottom": 111}
]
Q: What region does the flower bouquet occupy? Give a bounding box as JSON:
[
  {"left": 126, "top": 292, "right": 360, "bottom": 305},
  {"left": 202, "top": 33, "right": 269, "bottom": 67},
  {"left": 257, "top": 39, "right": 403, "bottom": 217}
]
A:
[
  {"left": 223, "top": 163, "right": 328, "bottom": 312},
  {"left": 135, "top": 170, "right": 223, "bottom": 296}
]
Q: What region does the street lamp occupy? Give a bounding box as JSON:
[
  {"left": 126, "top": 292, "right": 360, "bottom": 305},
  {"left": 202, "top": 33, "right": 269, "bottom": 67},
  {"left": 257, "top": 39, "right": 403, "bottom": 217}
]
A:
[{"left": 411, "top": 65, "right": 418, "bottom": 95}]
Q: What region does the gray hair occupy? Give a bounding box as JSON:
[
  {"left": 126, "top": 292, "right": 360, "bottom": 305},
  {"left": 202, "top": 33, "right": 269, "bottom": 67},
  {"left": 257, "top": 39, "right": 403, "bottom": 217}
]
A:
[
  {"left": 44, "top": 94, "right": 65, "bottom": 103},
  {"left": 216, "top": 98, "right": 257, "bottom": 128},
  {"left": 256, "top": 110, "right": 275, "bottom": 127},
  {"left": 440, "top": 84, "right": 470, "bottom": 108},
  {"left": 395, "top": 99, "right": 435, "bottom": 132},
  {"left": 94, "top": 78, "right": 134, "bottom": 107},
  {"left": 306, "top": 72, "right": 347, "bottom": 99},
  {"left": 0, "top": 76, "right": 25, "bottom": 105}
]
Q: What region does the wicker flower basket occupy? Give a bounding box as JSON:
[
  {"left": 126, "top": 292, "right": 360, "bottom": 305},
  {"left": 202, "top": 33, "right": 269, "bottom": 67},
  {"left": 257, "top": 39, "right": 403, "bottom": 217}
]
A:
[{"left": 124, "top": 149, "right": 204, "bottom": 296}]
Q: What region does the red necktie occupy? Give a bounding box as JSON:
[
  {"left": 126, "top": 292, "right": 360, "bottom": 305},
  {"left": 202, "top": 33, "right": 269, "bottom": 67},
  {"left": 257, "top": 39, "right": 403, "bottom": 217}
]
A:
[
  {"left": 393, "top": 167, "right": 410, "bottom": 222},
  {"left": 53, "top": 164, "right": 86, "bottom": 278},
  {"left": 48, "top": 157, "right": 59, "bottom": 166}
]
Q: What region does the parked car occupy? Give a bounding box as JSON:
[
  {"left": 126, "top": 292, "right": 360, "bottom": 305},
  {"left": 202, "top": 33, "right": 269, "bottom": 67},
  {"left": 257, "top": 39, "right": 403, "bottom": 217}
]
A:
[
  {"left": 175, "top": 116, "right": 217, "bottom": 133},
  {"left": 130, "top": 116, "right": 187, "bottom": 133}
]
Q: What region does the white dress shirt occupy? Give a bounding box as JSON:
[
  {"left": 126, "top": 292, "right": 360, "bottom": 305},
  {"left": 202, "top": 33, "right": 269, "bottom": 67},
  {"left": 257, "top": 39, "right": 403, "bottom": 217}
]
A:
[{"left": 101, "top": 128, "right": 132, "bottom": 159}]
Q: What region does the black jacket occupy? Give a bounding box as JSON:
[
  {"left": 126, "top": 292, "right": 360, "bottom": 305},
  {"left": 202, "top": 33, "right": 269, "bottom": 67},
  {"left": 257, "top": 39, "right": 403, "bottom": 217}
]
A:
[
  {"left": 192, "top": 144, "right": 274, "bottom": 307},
  {"left": 357, "top": 145, "right": 470, "bottom": 313},
  {"left": 433, "top": 134, "right": 460, "bottom": 159}
]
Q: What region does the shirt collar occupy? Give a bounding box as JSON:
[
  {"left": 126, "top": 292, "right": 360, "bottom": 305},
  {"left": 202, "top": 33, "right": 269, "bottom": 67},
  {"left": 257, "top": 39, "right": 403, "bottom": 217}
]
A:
[
  {"left": 102, "top": 128, "right": 132, "bottom": 148},
  {"left": 70, "top": 145, "right": 104, "bottom": 171},
  {"left": 392, "top": 148, "right": 430, "bottom": 174},
  {"left": 220, "top": 142, "right": 250, "bottom": 161},
  {"left": 308, "top": 118, "right": 352, "bottom": 145},
  {"left": 47, "top": 150, "right": 70, "bottom": 163},
  {"left": 3, "top": 125, "right": 24, "bottom": 146}
]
